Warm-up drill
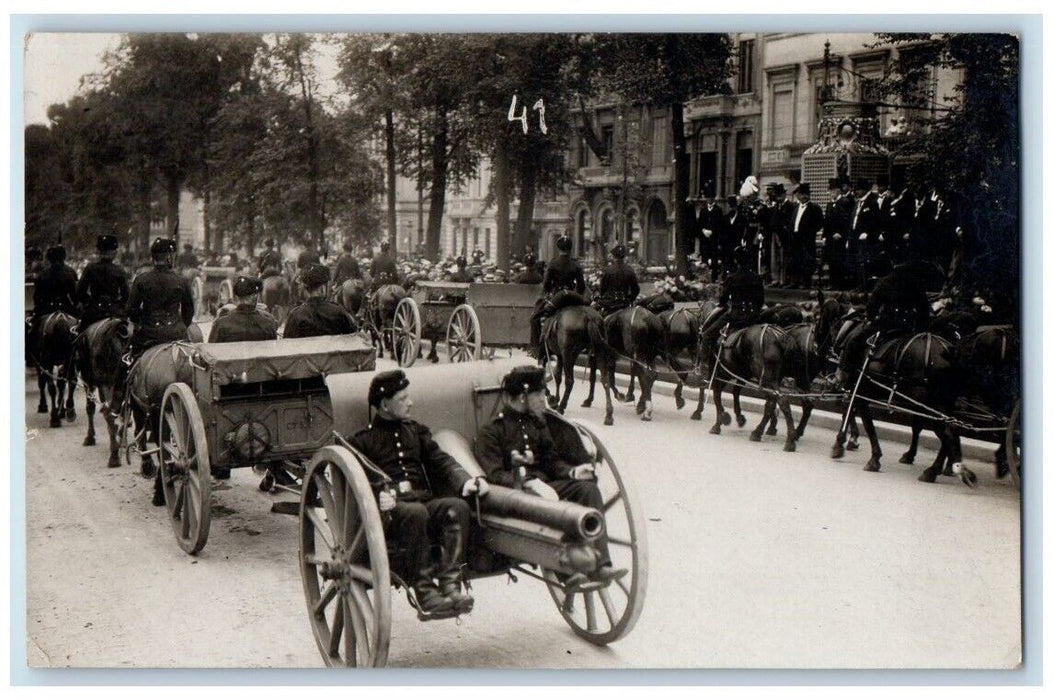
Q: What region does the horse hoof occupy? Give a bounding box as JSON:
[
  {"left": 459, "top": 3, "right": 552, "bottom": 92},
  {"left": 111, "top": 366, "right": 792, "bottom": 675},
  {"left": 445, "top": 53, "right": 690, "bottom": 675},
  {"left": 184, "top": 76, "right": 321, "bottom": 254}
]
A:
[
  {"left": 140, "top": 462, "right": 157, "bottom": 479},
  {"left": 152, "top": 491, "right": 166, "bottom": 507},
  {"left": 793, "top": 428, "right": 805, "bottom": 440},
  {"left": 846, "top": 439, "right": 859, "bottom": 451},
  {"left": 917, "top": 469, "right": 938, "bottom": 483},
  {"left": 830, "top": 444, "right": 845, "bottom": 460},
  {"left": 784, "top": 441, "right": 797, "bottom": 453},
  {"left": 766, "top": 426, "right": 778, "bottom": 436},
  {"left": 942, "top": 466, "right": 956, "bottom": 477},
  {"left": 749, "top": 431, "right": 762, "bottom": 442},
  {"left": 720, "top": 412, "right": 731, "bottom": 427},
  {"left": 635, "top": 403, "right": 645, "bottom": 416},
  {"left": 995, "top": 462, "right": 1009, "bottom": 480},
  {"left": 709, "top": 425, "right": 721, "bottom": 435},
  {"left": 83, "top": 436, "right": 96, "bottom": 447},
  {"left": 556, "top": 406, "right": 565, "bottom": 415},
  {"left": 960, "top": 469, "right": 978, "bottom": 488},
  {"left": 899, "top": 453, "right": 914, "bottom": 465},
  {"left": 37, "top": 404, "right": 48, "bottom": 414},
  {"left": 690, "top": 411, "right": 702, "bottom": 421},
  {"left": 675, "top": 396, "right": 685, "bottom": 410},
  {"left": 736, "top": 415, "right": 747, "bottom": 428},
  {"left": 107, "top": 457, "right": 121, "bottom": 469},
  {"left": 49, "top": 417, "right": 62, "bottom": 428},
  {"left": 863, "top": 460, "right": 881, "bottom": 472},
  {"left": 641, "top": 411, "right": 652, "bottom": 422},
  {"left": 581, "top": 400, "right": 592, "bottom": 408},
  {"left": 65, "top": 409, "right": 77, "bottom": 420},
  {"left": 603, "top": 415, "right": 614, "bottom": 426}
]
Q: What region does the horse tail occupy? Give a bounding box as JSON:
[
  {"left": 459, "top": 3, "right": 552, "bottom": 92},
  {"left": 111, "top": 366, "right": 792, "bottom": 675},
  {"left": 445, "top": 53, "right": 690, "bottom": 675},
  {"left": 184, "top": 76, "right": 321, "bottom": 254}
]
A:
[{"left": 585, "top": 309, "right": 609, "bottom": 363}]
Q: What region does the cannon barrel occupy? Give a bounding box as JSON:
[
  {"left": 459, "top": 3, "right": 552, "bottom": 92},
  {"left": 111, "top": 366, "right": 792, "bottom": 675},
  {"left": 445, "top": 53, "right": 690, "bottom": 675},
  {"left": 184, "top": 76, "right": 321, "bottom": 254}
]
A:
[{"left": 480, "top": 484, "right": 603, "bottom": 541}]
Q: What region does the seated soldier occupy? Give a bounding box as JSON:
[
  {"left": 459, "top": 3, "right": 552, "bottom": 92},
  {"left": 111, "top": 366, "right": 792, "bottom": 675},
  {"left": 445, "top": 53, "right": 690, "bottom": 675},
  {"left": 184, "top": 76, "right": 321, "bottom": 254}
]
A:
[
  {"left": 207, "top": 276, "right": 279, "bottom": 343},
  {"left": 697, "top": 245, "right": 765, "bottom": 375},
  {"left": 595, "top": 244, "right": 640, "bottom": 315},
  {"left": 348, "top": 370, "right": 490, "bottom": 615},
  {"left": 284, "top": 263, "right": 357, "bottom": 339},
  {"left": 473, "top": 366, "right": 627, "bottom": 584}
]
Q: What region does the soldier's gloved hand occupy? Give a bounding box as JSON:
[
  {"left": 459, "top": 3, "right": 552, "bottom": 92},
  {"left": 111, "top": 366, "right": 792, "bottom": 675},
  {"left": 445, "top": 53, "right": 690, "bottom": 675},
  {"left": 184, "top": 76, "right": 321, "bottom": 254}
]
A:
[
  {"left": 510, "top": 449, "right": 535, "bottom": 467},
  {"left": 859, "top": 233, "right": 868, "bottom": 241},
  {"left": 903, "top": 233, "right": 910, "bottom": 241},
  {"left": 570, "top": 464, "right": 596, "bottom": 481},
  {"left": 378, "top": 488, "right": 397, "bottom": 512},
  {"left": 833, "top": 233, "right": 842, "bottom": 241},
  {"left": 524, "top": 479, "right": 559, "bottom": 501},
  {"left": 462, "top": 476, "right": 489, "bottom": 498}
]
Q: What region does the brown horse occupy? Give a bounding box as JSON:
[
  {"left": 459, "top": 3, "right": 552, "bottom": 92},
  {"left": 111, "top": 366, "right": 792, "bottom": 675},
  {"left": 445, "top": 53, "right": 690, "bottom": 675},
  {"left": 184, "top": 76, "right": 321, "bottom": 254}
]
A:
[
  {"left": 33, "top": 311, "right": 79, "bottom": 428},
  {"left": 334, "top": 278, "right": 367, "bottom": 318},
  {"left": 542, "top": 304, "right": 614, "bottom": 425},
  {"left": 780, "top": 292, "right": 848, "bottom": 441},
  {"left": 601, "top": 306, "right": 664, "bottom": 422},
  {"left": 365, "top": 283, "right": 408, "bottom": 361},
  {"left": 656, "top": 301, "right": 718, "bottom": 420},
  {"left": 74, "top": 318, "right": 132, "bottom": 467}
]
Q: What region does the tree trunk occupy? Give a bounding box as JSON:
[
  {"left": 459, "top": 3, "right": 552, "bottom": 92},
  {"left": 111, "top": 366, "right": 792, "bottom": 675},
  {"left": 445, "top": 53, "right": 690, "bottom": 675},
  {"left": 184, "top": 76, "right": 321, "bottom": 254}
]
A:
[
  {"left": 670, "top": 100, "right": 692, "bottom": 276},
  {"left": 514, "top": 161, "right": 537, "bottom": 258},
  {"left": 294, "top": 43, "right": 323, "bottom": 251},
  {"left": 493, "top": 136, "right": 512, "bottom": 271},
  {"left": 165, "top": 171, "right": 181, "bottom": 244},
  {"left": 424, "top": 108, "right": 449, "bottom": 261},
  {"left": 384, "top": 109, "right": 397, "bottom": 251},
  {"left": 136, "top": 163, "right": 152, "bottom": 254},
  {"left": 202, "top": 185, "right": 212, "bottom": 253}
]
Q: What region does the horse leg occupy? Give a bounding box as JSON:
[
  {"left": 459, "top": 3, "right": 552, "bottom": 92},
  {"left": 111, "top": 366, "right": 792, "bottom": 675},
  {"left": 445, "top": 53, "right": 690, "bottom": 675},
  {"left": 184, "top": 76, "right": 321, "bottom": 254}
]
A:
[
  {"left": 732, "top": 387, "right": 747, "bottom": 428},
  {"left": 943, "top": 424, "right": 976, "bottom": 488},
  {"left": 100, "top": 389, "right": 121, "bottom": 469},
  {"left": 831, "top": 403, "right": 850, "bottom": 460},
  {"left": 709, "top": 381, "right": 728, "bottom": 435},
  {"left": 750, "top": 398, "right": 772, "bottom": 441},
  {"left": 794, "top": 399, "right": 813, "bottom": 440},
  {"left": 64, "top": 365, "right": 77, "bottom": 420},
  {"left": 83, "top": 386, "right": 97, "bottom": 446},
  {"left": 994, "top": 441, "right": 1009, "bottom": 479},
  {"left": 899, "top": 419, "right": 922, "bottom": 464},
  {"left": 47, "top": 373, "right": 61, "bottom": 428},
  {"left": 582, "top": 354, "right": 596, "bottom": 408},
  {"left": 858, "top": 401, "right": 883, "bottom": 472},
  {"left": 548, "top": 356, "right": 563, "bottom": 409},
  {"left": 673, "top": 378, "right": 685, "bottom": 411},
  {"left": 640, "top": 368, "right": 654, "bottom": 422},
  {"left": 37, "top": 370, "right": 48, "bottom": 413},
  {"left": 919, "top": 426, "right": 947, "bottom": 483},
  {"left": 599, "top": 352, "right": 614, "bottom": 426},
  {"left": 847, "top": 414, "right": 860, "bottom": 451},
  {"left": 691, "top": 376, "right": 706, "bottom": 421},
  {"left": 557, "top": 351, "right": 574, "bottom": 414},
  {"left": 633, "top": 364, "right": 646, "bottom": 416},
  {"left": 625, "top": 364, "right": 637, "bottom": 404},
  {"left": 778, "top": 394, "right": 797, "bottom": 452}
]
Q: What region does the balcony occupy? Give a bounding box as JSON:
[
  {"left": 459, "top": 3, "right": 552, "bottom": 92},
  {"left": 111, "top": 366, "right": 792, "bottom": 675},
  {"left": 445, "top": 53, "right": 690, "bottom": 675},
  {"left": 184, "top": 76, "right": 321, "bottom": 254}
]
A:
[
  {"left": 685, "top": 95, "right": 735, "bottom": 120},
  {"left": 576, "top": 164, "right": 673, "bottom": 188}
]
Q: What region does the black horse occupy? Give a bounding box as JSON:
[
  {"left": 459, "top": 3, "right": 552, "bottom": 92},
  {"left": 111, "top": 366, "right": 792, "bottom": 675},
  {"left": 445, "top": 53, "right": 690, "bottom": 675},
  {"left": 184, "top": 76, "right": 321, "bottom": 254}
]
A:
[
  {"left": 32, "top": 311, "right": 79, "bottom": 428},
  {"left": 542, "top": 304, "right": 614, "bottom": 424},
  {"left": 74, "top": 318, "right": 132, "bottom": 467},
  {"left": 655, "top": 301, "right": 718, "bottom": 420},
  {"left": 600, "top": 305, "right": 664, "bottom": 422}
]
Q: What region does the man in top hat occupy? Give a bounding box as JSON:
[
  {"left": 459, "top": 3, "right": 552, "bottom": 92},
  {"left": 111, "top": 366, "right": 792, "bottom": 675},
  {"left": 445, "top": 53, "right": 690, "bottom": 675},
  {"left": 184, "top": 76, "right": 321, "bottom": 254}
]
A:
[
  {"left": 473, "top": 366, "right": 627, "bottom": 585},
  {"left": 75, "top": 234, "right": 130, "bottom": 330},
  {"left": 529, "top": 234, "right": 586, "bottom": 359},
  {"left": 448, "top": 255, "right": 473, "bottom": 283},
  {"left": 721, "top": 195, "right": 748, "bottom": 280},
  {"left": 595, "top": 243, "right": 640, "bottom": 315},
  {"left": 695, "top": 186, "right": 724, "bottom": 273},
  {"left": 697, "top": 245, "right": 766, "bottom": 378},
  {"left": 258, "top": 238, "right": 283, "bottom": 279},
  {"left": 207, "top": 276, "right": 279, "bottom": 343},
  {"left": 332, "top": 239, "right": 362, "bottom": 287},
  {"left": 284, "top": 263, "right": 357, "bottom": 339},
  {"left": 347, "top": 369, "right": 490, "bottom": 615},
  {"left": 822, "top": 177, "right": 853, "bottom": 289},
  {"left": 176, "top": 243, "right": 200, "bottom": 273},
  {"left": 787, "top": 183, "right": 823, "bottom": 288},
  {"left": 849, "top": 177, "right": 881, "bottom": 288},
  {"left": 515, "top": 252, "right": 543, "bottom": 284}
]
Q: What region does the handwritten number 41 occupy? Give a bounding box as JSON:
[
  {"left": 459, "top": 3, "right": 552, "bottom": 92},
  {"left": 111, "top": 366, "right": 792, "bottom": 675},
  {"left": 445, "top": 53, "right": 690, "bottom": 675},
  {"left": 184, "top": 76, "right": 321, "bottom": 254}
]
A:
[{"left": 508, "top": 96, "right": 547, "bottom": 135}]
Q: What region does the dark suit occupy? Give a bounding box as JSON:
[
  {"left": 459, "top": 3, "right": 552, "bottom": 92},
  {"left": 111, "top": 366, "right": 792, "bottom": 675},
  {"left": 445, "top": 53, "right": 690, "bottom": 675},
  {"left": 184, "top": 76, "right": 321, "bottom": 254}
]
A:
[
  {"left": 823, "top": 193, "right": 854, "bottom": 289},
  {"left": 788, "top": 200, "right": 823, "bottom": 286},
  {"left": 696, "top": 204, "right": 724, "bottom": 268},
  {"left": 723, "top": 208, "right": 749, "bottom": 276},
  {"left": 849, "top": 192, "right": 881, "bottom": 285}
]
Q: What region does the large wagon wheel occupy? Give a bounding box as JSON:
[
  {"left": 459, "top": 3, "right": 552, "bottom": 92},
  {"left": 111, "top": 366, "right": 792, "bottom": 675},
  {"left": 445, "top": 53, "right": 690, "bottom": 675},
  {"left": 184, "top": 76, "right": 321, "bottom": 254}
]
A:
[
  {"left": 300, "top": 446, "right": 391, "bottom": 668},
  {"left": 445, "top": 304, "right": 482, "bottom": 363},
  {"left": 1006, "top": 399, "right": 1021, "bottom": 489},
  {"left": 159, "top": 383, "right": 212, "bottom": 555},
  {"left": 393, "top": 297, "right": 421, "bottom": 368},
  {"left": 543, "top": 418, "right": 648, "bottom": 645}
]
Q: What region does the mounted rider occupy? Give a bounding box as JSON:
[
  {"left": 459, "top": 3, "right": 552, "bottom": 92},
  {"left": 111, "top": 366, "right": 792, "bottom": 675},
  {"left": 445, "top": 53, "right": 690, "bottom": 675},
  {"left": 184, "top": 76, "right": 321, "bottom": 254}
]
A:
[
  {"left": 697, "top": 245, "right": 766, "bottom": 374},
  {"left": 175, "top": 243, "right": 200, "bottom": 273},
  {"left": 29, "top": 244, "right": 79, "bottom": 361},
  {"left": 594, "top": 243, "right": 640, "bottom": 315},
  {"left": 347, "top": 369, "right": 490, "bottom": 616},
  {"left": 75, "top": 234, "right": 129, "bottom": 331},
  {"left": 529, "top": 234, "right": 587, "bottom": 359},
  {"left": 370, "top": 241, "right": 400, "bottom": 292},
  {"left": 207, "top": 276, "right": 279, "bottom": 343},
  {"left": 283, "top": 263, "right": 357, "bottom": 339},
  {"left": 332, "top": 239, "right": 362, "bottom": 287},
  {"left": 257, "top": 238, "right": 283, "bottom": 279},
  {"left": 515, "top": 251, "right": 543, "bottom": 285}
]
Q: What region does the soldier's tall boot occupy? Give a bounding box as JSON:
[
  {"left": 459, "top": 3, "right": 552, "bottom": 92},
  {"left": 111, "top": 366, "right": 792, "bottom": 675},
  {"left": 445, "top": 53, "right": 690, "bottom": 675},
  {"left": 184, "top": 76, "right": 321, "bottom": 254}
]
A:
[{"left": 436, "top": 506, "right": 474, "bottom": 614}]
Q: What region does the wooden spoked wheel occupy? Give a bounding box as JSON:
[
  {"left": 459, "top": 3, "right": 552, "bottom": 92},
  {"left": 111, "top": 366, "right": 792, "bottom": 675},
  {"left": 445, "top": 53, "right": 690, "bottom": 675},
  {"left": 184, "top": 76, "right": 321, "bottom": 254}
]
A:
[
  {"left": 393, "top": 297, "right": 421, "bottom": 368},
  {"left": 190, "top": 276, "right": 205, "bottom": 319},
  {"left": 158, "top": 383, "right": 212, "bottom": 555},
  {"left": 300, "top": 446, "right": 391, "bottom": 668},
  {"left": 1006, "top": 399, "right": 1021, "bottom": 489},
  {"left": 543, "top": 417, "right": 648, "bottom": 646},
  {"left": 445, "top": 304, "right": 482, "bottom": 363},
  {"left": 218, "top": 279, "right": 235, "bottom": 307}
]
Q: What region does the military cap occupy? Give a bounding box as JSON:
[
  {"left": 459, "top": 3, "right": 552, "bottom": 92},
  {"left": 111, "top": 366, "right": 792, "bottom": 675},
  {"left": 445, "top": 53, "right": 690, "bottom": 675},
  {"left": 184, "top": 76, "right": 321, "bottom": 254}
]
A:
[
  {"left": 796, "top": 183, "right": 811, "bottom": 196},
  {"left": 93, "top": 234, "right": 117, "bottom": 253},
  {"left": 556, "top": 234, "right": 573, "bottom": 252},
  {"left": 150, "top": 237, "right": 177, "bottom": 256},
  {"left": 233, "top": 275, "right": 263, "bottom": 297},
  {"left": 456, "top": 255, "right": 468, "bottom": 267},
  {"left": 45, "top": 244, "right": 67, "bottom": 263},
  {"left": 502, "top": 365, "right": 546, "bottom": 395},
  {"left": 299, "top": 262, "right": 331, "bottom": 290},
  {"left": 611, "top": 244, "right": 627, "bottom": 259},
  {"left": 853, "top": 177, "right": 872, "bottom": 191},
  {"left": 523, "top": 252, "right": 537, "bottom": 266},
  {"left": 264, "top": 238, "right": 275, "bottom": 247},
  {"left": 183, "top": 243, "right": 193, "bottom": 251},
  {"left": 368, "top": 369, "right": 409, "bottom": 406},
  {"left": 343, "top": 239, "right": 354, "bottom": 252}
]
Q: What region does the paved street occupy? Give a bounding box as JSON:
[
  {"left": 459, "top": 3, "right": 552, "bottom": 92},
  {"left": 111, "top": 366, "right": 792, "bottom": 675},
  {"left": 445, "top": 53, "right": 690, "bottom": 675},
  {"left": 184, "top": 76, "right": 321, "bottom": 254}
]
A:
[{"left": 23, "top": 366, "right": 1021, "bottom": 669}]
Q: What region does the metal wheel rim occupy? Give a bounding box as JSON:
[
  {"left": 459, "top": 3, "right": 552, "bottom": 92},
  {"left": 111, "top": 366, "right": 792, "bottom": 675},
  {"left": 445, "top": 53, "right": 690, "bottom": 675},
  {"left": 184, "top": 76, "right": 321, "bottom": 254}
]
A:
[
  {"left": 542, "top": 417, "right": 648, "bottom": 645},
  {"left": 159, "top": 383, "right": 212, "bottom": 555},
  {"left": 1006, "top": 399, "right": 1021, "bottom": 489},
  {"left": 393, "top": 298, "right": 421, "bottom": 368},
  {"left": 446, "top": 304, "right": 482, "bottom": 363},
  {"left": 300, "top": 446, "right": 391, "bottom": 668}
]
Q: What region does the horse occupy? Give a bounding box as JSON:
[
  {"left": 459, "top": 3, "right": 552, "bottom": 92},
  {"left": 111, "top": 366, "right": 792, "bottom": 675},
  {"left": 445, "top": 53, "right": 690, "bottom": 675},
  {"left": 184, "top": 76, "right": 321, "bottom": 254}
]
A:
[
  {"left": 830, "top": 331, "right": 972, "bottom": 485},
  {"left": 542, "top": 304, "right": 614, "bottom": 425},
  {"left": 261, "top": 273, "right": 292, "bottom": 325},
  {"left": 32, "top": 311, "right": 79, "bottom": 428},
  {"left": 654, "top": 303, "right": 716, "bottom": 420},
  {"left": 707, "top": 322, "right": 799, "bottom": 451},
  {"left": 73, "top": 318, "right": 132, "bottom": 467},
  {"left": 366, "top": 283, "right": 409, "bottom": 361},
  {"left": 334, "top": 277, "right": 367, "bottom": 318},
  {"left": 599, "top": 305, "right": 665, "bottom": 422}
]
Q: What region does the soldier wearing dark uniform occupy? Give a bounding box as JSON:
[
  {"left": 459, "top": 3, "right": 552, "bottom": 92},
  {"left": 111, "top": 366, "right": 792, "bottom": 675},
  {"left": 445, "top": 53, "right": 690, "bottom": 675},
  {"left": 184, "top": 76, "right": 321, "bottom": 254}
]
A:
[
  {"left": 347, "top": 370, "right": 489, "bottom": 615},
  {"left": 474, "top": 366, "right": 627, "bottom": 585},
  {"left": 528, "top": 234, "right": 586, "bottom": 358},
  {"left": 697, "top": 246, "right": 766, "bottom": 374},
  {"left": 258, "top": 239, "right": 283, "bottom": 279},
  {"left": 207, "top": 276, "right": 279, "bottom": 343},
  {"left": 26, "top": 245, "right": 45, "bottom": 280},
  {"left": 332, "top": 240, "right": 362, "bottom": 287},
  {"left": 75, "top": 234, "right": 129, "bottom": 329},
  {"left": 297, "top": 244, "right": 320, "bottom": 270},
  {"left": 838, "top": 261, "right": 930, "bottom": 381},
  {"left": 29, "top": 244, "right": 79, "bottom": 362},
  {"left": 595, "top": 244, "right": 640, "bottom": 315},
  {"left": 515, "top": 252, "right": 543, "bottom": 285},
  {"left": 175, "top": 243, "right": 200, "bottom": 273},
  {"left": 283, "top": 263, "right": 357, "bottom": 339},
  {"left": 370, "top": 241, "right": 400, "bottom": 290},
  {"left": 448, "top": 256, "right": 473, "bottom": 283}
]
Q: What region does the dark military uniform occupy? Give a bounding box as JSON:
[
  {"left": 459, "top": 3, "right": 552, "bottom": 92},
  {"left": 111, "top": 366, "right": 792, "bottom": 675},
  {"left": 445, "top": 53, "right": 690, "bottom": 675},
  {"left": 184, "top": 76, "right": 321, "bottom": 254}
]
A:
[
  {"left": 258, "top": 249, "right": 283, "bottom": 278},
  {"left": 515, "top": 266, "right": 543, "bottom": 285},
  {"left": 840, "top": 264, "right": 930, "bottom": 373},
  {"left": 529, "top": 252, "right": 587, "bottom": 351},
  {"left": 370, "top": 250, "right": 399, "bottom": 289},
  {"left": 297, "top": 248, "right": 320, "bottom": 270},
  {"left": 348, "top": 416, "right": 473, "bottom": 586},
  {"left": 597, "top": 259, "right": 640, "bottom": 314},
  {"left": 332, "top": 252, "right": 362, "bottom": 286},
  {"left": 175, "top": 250, "right": 200, "bottom": 272},
  {"left": 76, "top": 259, "right": 129, "bottom": 327},
  {"left": 474, "top": 408, "right": 612, "bottom": 565},
  {"left": 33, "top": 263, "right": 78, "bottom": 318},
  {"left": 126, "top": 265, "right": 195, "bottom": 354},
  {"left": 207, "top": 303, "right": 279, "bottom": 343},
  {"left": 283, "top": 297, "right": 356, "bottom": 339},
  {"left": 698, "top": 266, "right": 766, "bottom": 370}
]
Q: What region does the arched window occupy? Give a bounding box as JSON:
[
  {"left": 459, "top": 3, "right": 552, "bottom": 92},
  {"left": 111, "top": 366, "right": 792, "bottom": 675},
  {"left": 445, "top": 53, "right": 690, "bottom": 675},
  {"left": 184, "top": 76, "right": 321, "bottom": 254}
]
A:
[
  {"left": 600, "top": 207, "right": 615, "bottom": 245},
  {"left": 575, "top": 208, "right": 589, "bottom": 254}
]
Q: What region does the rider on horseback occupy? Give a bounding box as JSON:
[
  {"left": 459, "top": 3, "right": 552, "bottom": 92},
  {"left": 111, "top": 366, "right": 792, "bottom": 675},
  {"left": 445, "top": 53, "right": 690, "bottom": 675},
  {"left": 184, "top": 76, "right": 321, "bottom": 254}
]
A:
[
  {"left": 175, "top": 243, "right": 200, "bottom": 273},
  {"left": 697, "top": 245, "right": 766, "bottom": 376},
  {"left": 207, "top": 276, "right": 279, "bottom": 343},
  {"left": 109, "top": 238, "right": 194, "bottom": 419},
  {"left": 594, "top": 244, "right": 640, "bottom": 315},
  {"left": 332, "top": 239, "right": 362, "bottom": 287},
  {"left": 29, "top": 244, "right": 78, "bottom": 361},
  {"left": 284, "top": 263, "right": 357, "bottom": 339},
  {"left": 370, "top": 241, "right": 400, "bottom": 292},
  {"left": 515, "top": 251, "right": 543, "bottom": 284},
  {"left": 258, "top": 238, "right": 283, "bottom": 279},
  {"left": 529, "top": 234, "right": 586, "bottom": 359},
  {"left": 74, "top": 234, "right": 129, "bottom": 332}
]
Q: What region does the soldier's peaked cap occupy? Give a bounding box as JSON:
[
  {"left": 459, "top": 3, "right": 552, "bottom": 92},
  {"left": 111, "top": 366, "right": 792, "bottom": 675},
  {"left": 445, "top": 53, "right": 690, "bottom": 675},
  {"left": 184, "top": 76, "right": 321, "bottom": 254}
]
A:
[
  {"left": 96, "top": 234, "right": 119, "bottom": 252},
  {"left": 264, "top": 238, "right": 275, "bottom": 247},
  {"left": 233, "top": 276, "right": 263, "bottom": 297},
  {"left": 369, "top": 369, "right": 409, "bottom": 406},
  {"left": 300, "top": 263, "right": 330, "bottom": 289},
  {"left": 556, "top": 235, "right": 573, "bottom": 252},
  {"left": 45, "top": 244, "right": 66, "bottom": 262},
  {"left": 611, "top": 244, "right": 627, "bottom": 259},
  {"left": 150, "top": 237, "right": 177, "bottom": 256},
  {"left": 502, "top": 365, "right": 546, "bottom": 395}
]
